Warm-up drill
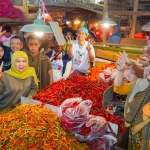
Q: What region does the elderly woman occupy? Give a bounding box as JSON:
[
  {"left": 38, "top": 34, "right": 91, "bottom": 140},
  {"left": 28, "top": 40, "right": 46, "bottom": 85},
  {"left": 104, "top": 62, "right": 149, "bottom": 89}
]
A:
[
  {"left": 114, "top": 53, "right": 150, "bottom": 150},
  {"left": 0, "top": 51, "right": 38, "bottom": 112}
]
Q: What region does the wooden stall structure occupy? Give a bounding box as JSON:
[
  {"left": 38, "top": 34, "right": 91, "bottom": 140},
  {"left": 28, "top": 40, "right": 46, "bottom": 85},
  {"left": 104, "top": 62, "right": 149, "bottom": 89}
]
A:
[{"left": 0, "top": 0, "right": 149, "bottom": 45}]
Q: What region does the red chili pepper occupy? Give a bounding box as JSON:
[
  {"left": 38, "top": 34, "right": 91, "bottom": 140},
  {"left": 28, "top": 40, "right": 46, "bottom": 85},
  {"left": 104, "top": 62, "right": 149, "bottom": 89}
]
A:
[{"left": 34, "top": 72, "right": 124, "bottom": 133}]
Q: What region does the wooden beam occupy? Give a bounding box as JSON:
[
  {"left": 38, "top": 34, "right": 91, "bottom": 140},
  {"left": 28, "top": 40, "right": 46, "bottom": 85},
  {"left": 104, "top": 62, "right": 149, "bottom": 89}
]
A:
[
  {"left": 108, "top": 11, "right": 150, "bottom": 16},
  {"left": 0, "top": 17, "right": 34, "bottom": 24},
  {"left": 24, "top": 14, "right": 37, "bottom": 19},
  {"left": 138, "top": 0, "right": 150, "bottom": 1},
  {"left": 102, "top": 0, "right": 108, "bottom": 44},
  {"left": 130, "top": 0, "right": 139, "bottom": 39}
]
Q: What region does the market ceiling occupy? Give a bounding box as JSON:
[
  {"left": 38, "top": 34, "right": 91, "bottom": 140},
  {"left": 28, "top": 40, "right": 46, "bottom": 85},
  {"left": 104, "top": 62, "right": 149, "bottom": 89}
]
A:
[{"left": 0, "top": 0, "right": 150, "bottom": 25}]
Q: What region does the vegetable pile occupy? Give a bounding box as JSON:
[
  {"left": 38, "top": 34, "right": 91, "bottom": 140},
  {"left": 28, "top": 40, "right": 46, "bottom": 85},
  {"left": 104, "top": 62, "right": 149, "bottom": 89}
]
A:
[
  {"left": 34, "top": 73, "right": 124, "bottom": 134},
  {"left": 34, "top": 76, "right": 109, "bottom": 116},
  {"left": 0, "top": 104, "right": 89, "bottom": 149},
  {"left": 34, "top": 63, "right": 124, "bottom": 134}
]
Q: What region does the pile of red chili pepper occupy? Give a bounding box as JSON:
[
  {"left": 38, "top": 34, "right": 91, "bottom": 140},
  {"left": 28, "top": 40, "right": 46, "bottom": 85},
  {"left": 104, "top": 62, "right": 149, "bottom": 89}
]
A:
[
  {"left": 34, "top": 76, "right": 109, "bottom": 111},
  {"left": 87, "top": 62, "right": 116, "bottom": 81},
  {"left": 34, "top": 75, "right": 124, "bottom": 134},
  {"left": 0, "top": 104, "right": 89, "bottom": 149}
]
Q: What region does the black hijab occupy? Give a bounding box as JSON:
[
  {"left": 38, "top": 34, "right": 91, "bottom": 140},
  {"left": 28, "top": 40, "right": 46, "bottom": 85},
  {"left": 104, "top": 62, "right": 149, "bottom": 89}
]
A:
[{"left": 0, "top": 42, "right": 11, "bottom": 71}]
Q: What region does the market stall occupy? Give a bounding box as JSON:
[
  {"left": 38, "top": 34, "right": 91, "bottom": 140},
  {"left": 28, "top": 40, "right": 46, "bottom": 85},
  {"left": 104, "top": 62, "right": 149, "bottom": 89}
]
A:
[{"left": 0, "top": 61, "right": 126, "bottom": 149}]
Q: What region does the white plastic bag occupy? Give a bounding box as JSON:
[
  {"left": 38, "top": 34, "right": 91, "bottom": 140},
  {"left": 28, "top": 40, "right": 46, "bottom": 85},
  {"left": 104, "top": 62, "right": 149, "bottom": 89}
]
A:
[
  {"left": 89, "top": 134, "right": 117, "bottom": 150},
  {"left": 75, "top": 115, "right": 107, "bottom": 141},
  {"left": 58, "top": 97, "right": 92, "bottom": 134}
]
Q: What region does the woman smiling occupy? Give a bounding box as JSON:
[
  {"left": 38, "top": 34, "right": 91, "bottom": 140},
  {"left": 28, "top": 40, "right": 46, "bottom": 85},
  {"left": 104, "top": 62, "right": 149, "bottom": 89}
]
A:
[{"left": 0, "top": 51, "right": 38, "bottom": 111}]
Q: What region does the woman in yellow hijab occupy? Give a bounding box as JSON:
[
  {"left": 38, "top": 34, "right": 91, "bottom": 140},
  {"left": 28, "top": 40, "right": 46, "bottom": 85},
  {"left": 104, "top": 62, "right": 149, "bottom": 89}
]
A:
[{"left": 0, "top": 51, "right": 38, "bottom": 111}]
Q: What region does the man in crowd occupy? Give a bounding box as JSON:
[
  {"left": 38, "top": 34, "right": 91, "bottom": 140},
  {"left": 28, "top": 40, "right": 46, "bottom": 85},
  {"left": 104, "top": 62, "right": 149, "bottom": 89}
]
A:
[
  {"left": 10, "top": 36, "right": 23, "bottom": 54},
  {"left": 26, "top": 35, "right": 53, "bottom": 89}
]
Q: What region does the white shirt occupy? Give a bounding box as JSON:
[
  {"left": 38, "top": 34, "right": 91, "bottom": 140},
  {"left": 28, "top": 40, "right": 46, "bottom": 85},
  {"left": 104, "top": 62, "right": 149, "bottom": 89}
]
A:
[
  {"left": 71, "top": 40, "right": 95, "bottom": 71},
  {"left": 50, "top": 50, "right": 63, "bottom": 82}
]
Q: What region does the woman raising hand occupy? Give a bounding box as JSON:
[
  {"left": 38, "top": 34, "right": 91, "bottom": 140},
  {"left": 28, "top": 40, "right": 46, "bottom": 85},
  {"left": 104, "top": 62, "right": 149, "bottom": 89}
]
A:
[{"left": 0, "top": 51, "right": 38, "bottom": 112}]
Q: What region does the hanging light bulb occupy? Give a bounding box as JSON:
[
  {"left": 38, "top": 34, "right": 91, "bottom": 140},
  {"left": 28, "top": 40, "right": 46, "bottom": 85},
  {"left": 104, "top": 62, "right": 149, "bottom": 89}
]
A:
[
  {"left": 34, "top": 32, "right": 44, "bottom": 36},
  {"left": 20, "top": 0, "right": 53, "bottom": 34},
  {"left": 103, "top": 23, "right": 109, "bottom": 28},
  {"left": 66, "top": 21, "right": 70, "bottom": 24},
  {"left": 97, "top": 12, "right": 117, "bottom": 28},
  {"left": 74, "top": 20, "right": 80, "bottom": 25}
]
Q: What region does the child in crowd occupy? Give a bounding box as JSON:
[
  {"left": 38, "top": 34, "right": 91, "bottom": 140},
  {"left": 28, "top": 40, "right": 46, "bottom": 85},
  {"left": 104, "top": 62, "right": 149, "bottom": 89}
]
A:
[
  {"left": 26, "top": 35, "right": 53, "bottom": 89},
  {"left": 67, "top": 27, "right": 95, "bottom": 73},
  {"left": 47, "top": 38, "right": 72, "bottom": 82},
  {"left": 40, "top": 33, "right": 55, "bottom": 56}
]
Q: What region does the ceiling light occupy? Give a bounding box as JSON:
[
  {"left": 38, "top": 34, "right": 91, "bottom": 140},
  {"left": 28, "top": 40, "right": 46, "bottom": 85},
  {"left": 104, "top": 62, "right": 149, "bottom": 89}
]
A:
[
  {"left": 97, "top": 12, "right": 117, "bottom": 28},
  {"left": 20, "top": 8, "right": 53, "bottom": 34},
  {"left": 34, "top": 32, "right": 44, "bottom": 36},
  {"left": 74, "top": 20, "right": 80, "bottom": 25},
  {"left": 66, "top": 21, "right": 71, "bottom": 25}
]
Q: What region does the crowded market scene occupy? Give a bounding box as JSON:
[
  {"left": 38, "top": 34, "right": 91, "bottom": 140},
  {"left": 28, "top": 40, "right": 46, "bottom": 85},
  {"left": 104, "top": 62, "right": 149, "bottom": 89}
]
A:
[{"left": 0, "top": 0, "right": 150, "bottom": 149}]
